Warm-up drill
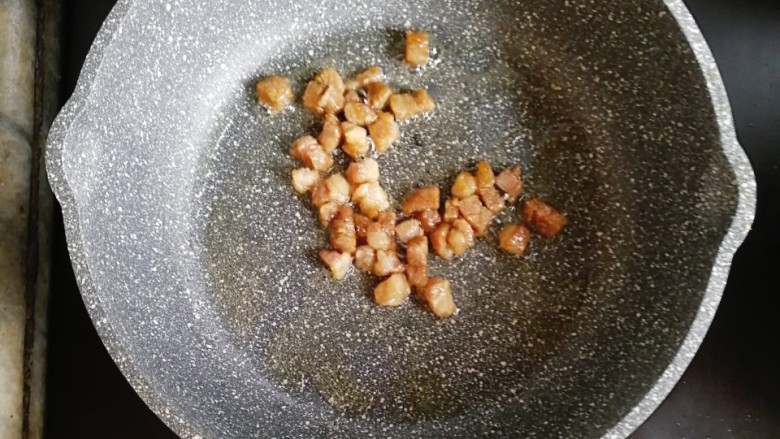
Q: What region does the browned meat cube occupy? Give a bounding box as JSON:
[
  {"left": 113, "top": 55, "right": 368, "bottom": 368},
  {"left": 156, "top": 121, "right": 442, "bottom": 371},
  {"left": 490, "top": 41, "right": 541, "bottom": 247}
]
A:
[
  {"left": 366, "top": 221, "right": 393, "bottom": 251},
  {"left": 374, "top": 273, "right": 411, "bottom": 307},
  {"left": 421, "top": 278, "right": 457, "bottom": 318},
  {"left": 388, "top": 93, "right": 418, "bottom": 121},
  {"left": 324, "top": 173, "right": 351, "bottom": 205},
  {"left": 377, "top": 211, "right": 397, "bottom": 234},
  {"left": 402, "top": 187, "right": 440, "bottom": 215},
  {"left": 405, "top": 30, "right": 430, "bottom": 66},
  {"left": 291, "top": 168, "right": 320, "bottom": 194},
  {"left": 458, "top": 195, "right": 493, "bottom": 236},
  {"left": 316, "top": 68, "right": 345, "bottom": 94},
  {"left": 373, "top": 250, "right": 405, "bottom": 277},
  {"left": 431, "top": 223, "right": 454, "bottom": 260},
  {"left": 415, "top": 209, "right": 442, "bottom": 233},
  {"left": 406, "top": 265, "right": 428, "bottom": 289},
  {"left": 341, "top": 122, "right": 370, "bottom": 158},
  {"left": 411, "top": 89, "right": 436, "bottom": 113},
  {"left": 495, "top": 166, "right": 523, "bottom": 202},
  {"left": 447, "top": 218, "right": 475, "bottom": 256},
  {"left": 406, "top": 236, "right": 429, "bottom": 266},
  {"left": 329, "top": 206, "right": 357, "bottom": 254},
  {"left": 395, "top": 219, "right": 424, "bottom": 243},
  {"left": 320, "top": 250, "right": 352, "bottom": 280},
  {"left": 354, "top": 213, "right": 371, "bottom": 239},
  {"left": 318, "top": 201, "right": 340, "bottom": 227},
  {"left": 478, "top": 185, "right": 505, "bottom": 215},
  {"left": 498, "top": 224, "right": 531, "bottom": 255},
  {"left": 346, "top": 66, "right": 384, "bottom": 90},
  {"left": 377, "top": 211, "right": 398, "bottom": 251},
  {"left": 346, "top": 158, "right": 380, "bottom": 186},
  {"left": 443, "top": 197, "right": 460, "bottom": 223},
  {"left": 451, "top": 171, "right": 477, "bottom": 199},
  {"left": 309, "top": 180, "right": 330, "bottom": 207},
  {"left": 475, "top": 160, "right": 495, "bottom": 188},
  {"left": 523, "top": 198, "right": 568, "bottom": 238},
  {"left": 290, "top": 135, "right": 333, "bottom": 171},
  {"left": 302, "top": 80, "right": 328, "bottom": 113},
  {"left": 352, "top": 182, "right": 390, "bottom": 219},
  {"left": 303, "top": 68, "right": 346, "bottom": 114},
  {"left": 256, "top": 75, "right": 294, "bottom": 112},
  {"left": 367, "top": 112, "right": 400, "bottom": 153},
  {"left": 317, "top": 86, "right": 346, "bottom": 115},
  {"left": 344, "top": 102, "right": 378, "bottom": 126},
  {"left": 344, "top": 89, "right": 361, "bottom": 103},
  {"left": 366, "top": 82, "right": 393, "bottom": 110},
  {"left": 318, "top": 114, "right": 342, "bottom": 153},
  {"left": 354, "top": 245, "right": 376, "bottom": 272}
]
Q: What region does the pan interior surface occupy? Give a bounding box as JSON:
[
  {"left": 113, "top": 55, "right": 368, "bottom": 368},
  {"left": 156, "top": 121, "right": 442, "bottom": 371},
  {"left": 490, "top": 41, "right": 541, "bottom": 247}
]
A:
[{"left": 51, "top": 0, "right": 743, "bottom": 437}]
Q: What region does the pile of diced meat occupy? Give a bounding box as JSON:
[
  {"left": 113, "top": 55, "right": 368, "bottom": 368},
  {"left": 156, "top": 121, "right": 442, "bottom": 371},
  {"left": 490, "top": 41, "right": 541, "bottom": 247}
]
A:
[{"left": 255, "top": 30, "right": 568, "bottom": 319}]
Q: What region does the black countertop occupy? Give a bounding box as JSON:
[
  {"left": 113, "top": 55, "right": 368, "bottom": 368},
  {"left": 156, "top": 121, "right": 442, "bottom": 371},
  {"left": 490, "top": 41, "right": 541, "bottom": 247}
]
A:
[{"left": 45, "top": 1, "right": 779, "bottom": 437}]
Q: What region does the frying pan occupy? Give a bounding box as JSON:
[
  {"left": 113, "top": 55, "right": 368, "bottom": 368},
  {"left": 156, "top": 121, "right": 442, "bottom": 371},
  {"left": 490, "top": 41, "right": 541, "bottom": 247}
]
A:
[{"left": 46, "top": 0, "right": 756, "bottom": 437}]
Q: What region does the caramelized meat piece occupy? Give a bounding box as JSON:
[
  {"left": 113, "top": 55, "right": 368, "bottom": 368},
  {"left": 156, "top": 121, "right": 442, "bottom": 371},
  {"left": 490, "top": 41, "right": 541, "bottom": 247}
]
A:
[
  {"left": 324, "top": 173, "right": 351, "bottom": 205},
  {"left": 523, "top": 198, "right": 568, "bottom": 238},
  {"left": 498, "top": 224, "right": 531, "bottom": 256},
  {"left": 346, "top": 66, "right": 384, "bottom": 90},
  {"left": 354, "top": 213, "right": 371, "bottom": 239},
  {"left": 415, "top": 209, "right": 442, "bottom": 233},
  {"left": 421, "top": 278, "right": 457, "bottom": 318},
  {"left": 367, "top": 112, "right": 400, "bottom": 153},
  {"left": 373, "top": 250, "right": 405, "bottom": 277},
  {"left": 366, "top": 82, "right": 393, "bottom": 110},
  {"left": 320, "top": 250, "right": 352, "bottom": 280},
  {"left": 395, "top": 219, "right": 424, "bottom": 243},
  {"left": 346, "top": 158, "right": 380, "bottom": 186},
  {"left": 344, "top": 89, "right": 361, "bottom": 103},
  {"left": 354, "top": 245, "right": 376, "bottom": 272},
  {"left": 475, "top": 161, "right": 495, "bottom": 188},
  {"left": 431, "top": 223, "right": 454, "bottom": 260},
  {"left": 344, "top": 102, "right": 378, "bottom": 126},
  {"left": 318, "top": 114, "right": 342, "bottom": 153},
  {"left": 318, "top": 202, "right": 340, "bottom": 228},
  {"left": 447, "top": 218, "right": 475, "bottom": 256},
  {"left": 374, "top": 273, "right": 411, "bottom": 307},
  {"left": 366, "top": 221, "right": 393, "bottom": 251},
  {"left": 405, "top": 265, "right": 428, "bottom": 290},
  {"left": 478, "top": 185, "right": 505, "bottom": 215},
  {"left": 401, "top": 187, "right": 440, "bottom": 215},
  {"left": 291, "top": 168, "right": 320, "bottom": 194},
  {"left": 309, "top": 180, "right": 330, "bottom": 207},
  {"left": 458, "top": 195, "right": 493, "bottom": 236},
  {"left": 352, "top": 182, "right": 390, "bottom": 219},
  {"left": 405, "top": 30, "right": 430, "bottom": 66},
  {"left": 388, "top": 93, "right": 418, "bottom": 121},
  {"left": 406, "top": 236, "right": 429, "bottom": 267},
  {"left": 495, "top": 167, "right": 523, "bottom": 202},
  {"left": 443, "top": 197, "right": 460, "bottom": 223},
  {"left": 256, "top": 75, "right": 294, "bottom": 112},
  {"left": 406, "top": 236, "right": 430, "bottom": 289},
  {"left": 290, "top": 135, "right": 333, "bottom": 171},
  {"left": 328, "top": 206, "right": 357, "bottom": 254},
  {"left": 303, "top": 68, "right": 346, "bottom": 114},
  {"left": 302, "top": 80, "right": 328, "bottom": 113},
  {"left": 411, "top": 89, "right": 436, "bottom": 113},
  {"left": 451, "top": 171, "right": 477, "bottom": 199},
  {"left": 341, "top": 122, "right": 370, "bottom": 158}
]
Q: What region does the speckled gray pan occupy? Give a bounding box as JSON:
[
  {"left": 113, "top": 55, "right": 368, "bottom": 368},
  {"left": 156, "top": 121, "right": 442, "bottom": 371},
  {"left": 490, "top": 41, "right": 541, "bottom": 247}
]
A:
[{"left": 46, "top": 0, "right": 756, "bottom": 437}]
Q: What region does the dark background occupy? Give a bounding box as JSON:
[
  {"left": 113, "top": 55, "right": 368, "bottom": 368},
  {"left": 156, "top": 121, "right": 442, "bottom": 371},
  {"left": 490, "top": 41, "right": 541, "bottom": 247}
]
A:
[{"left": 45, "top": 1, "right": 779, "bottom": 437}]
